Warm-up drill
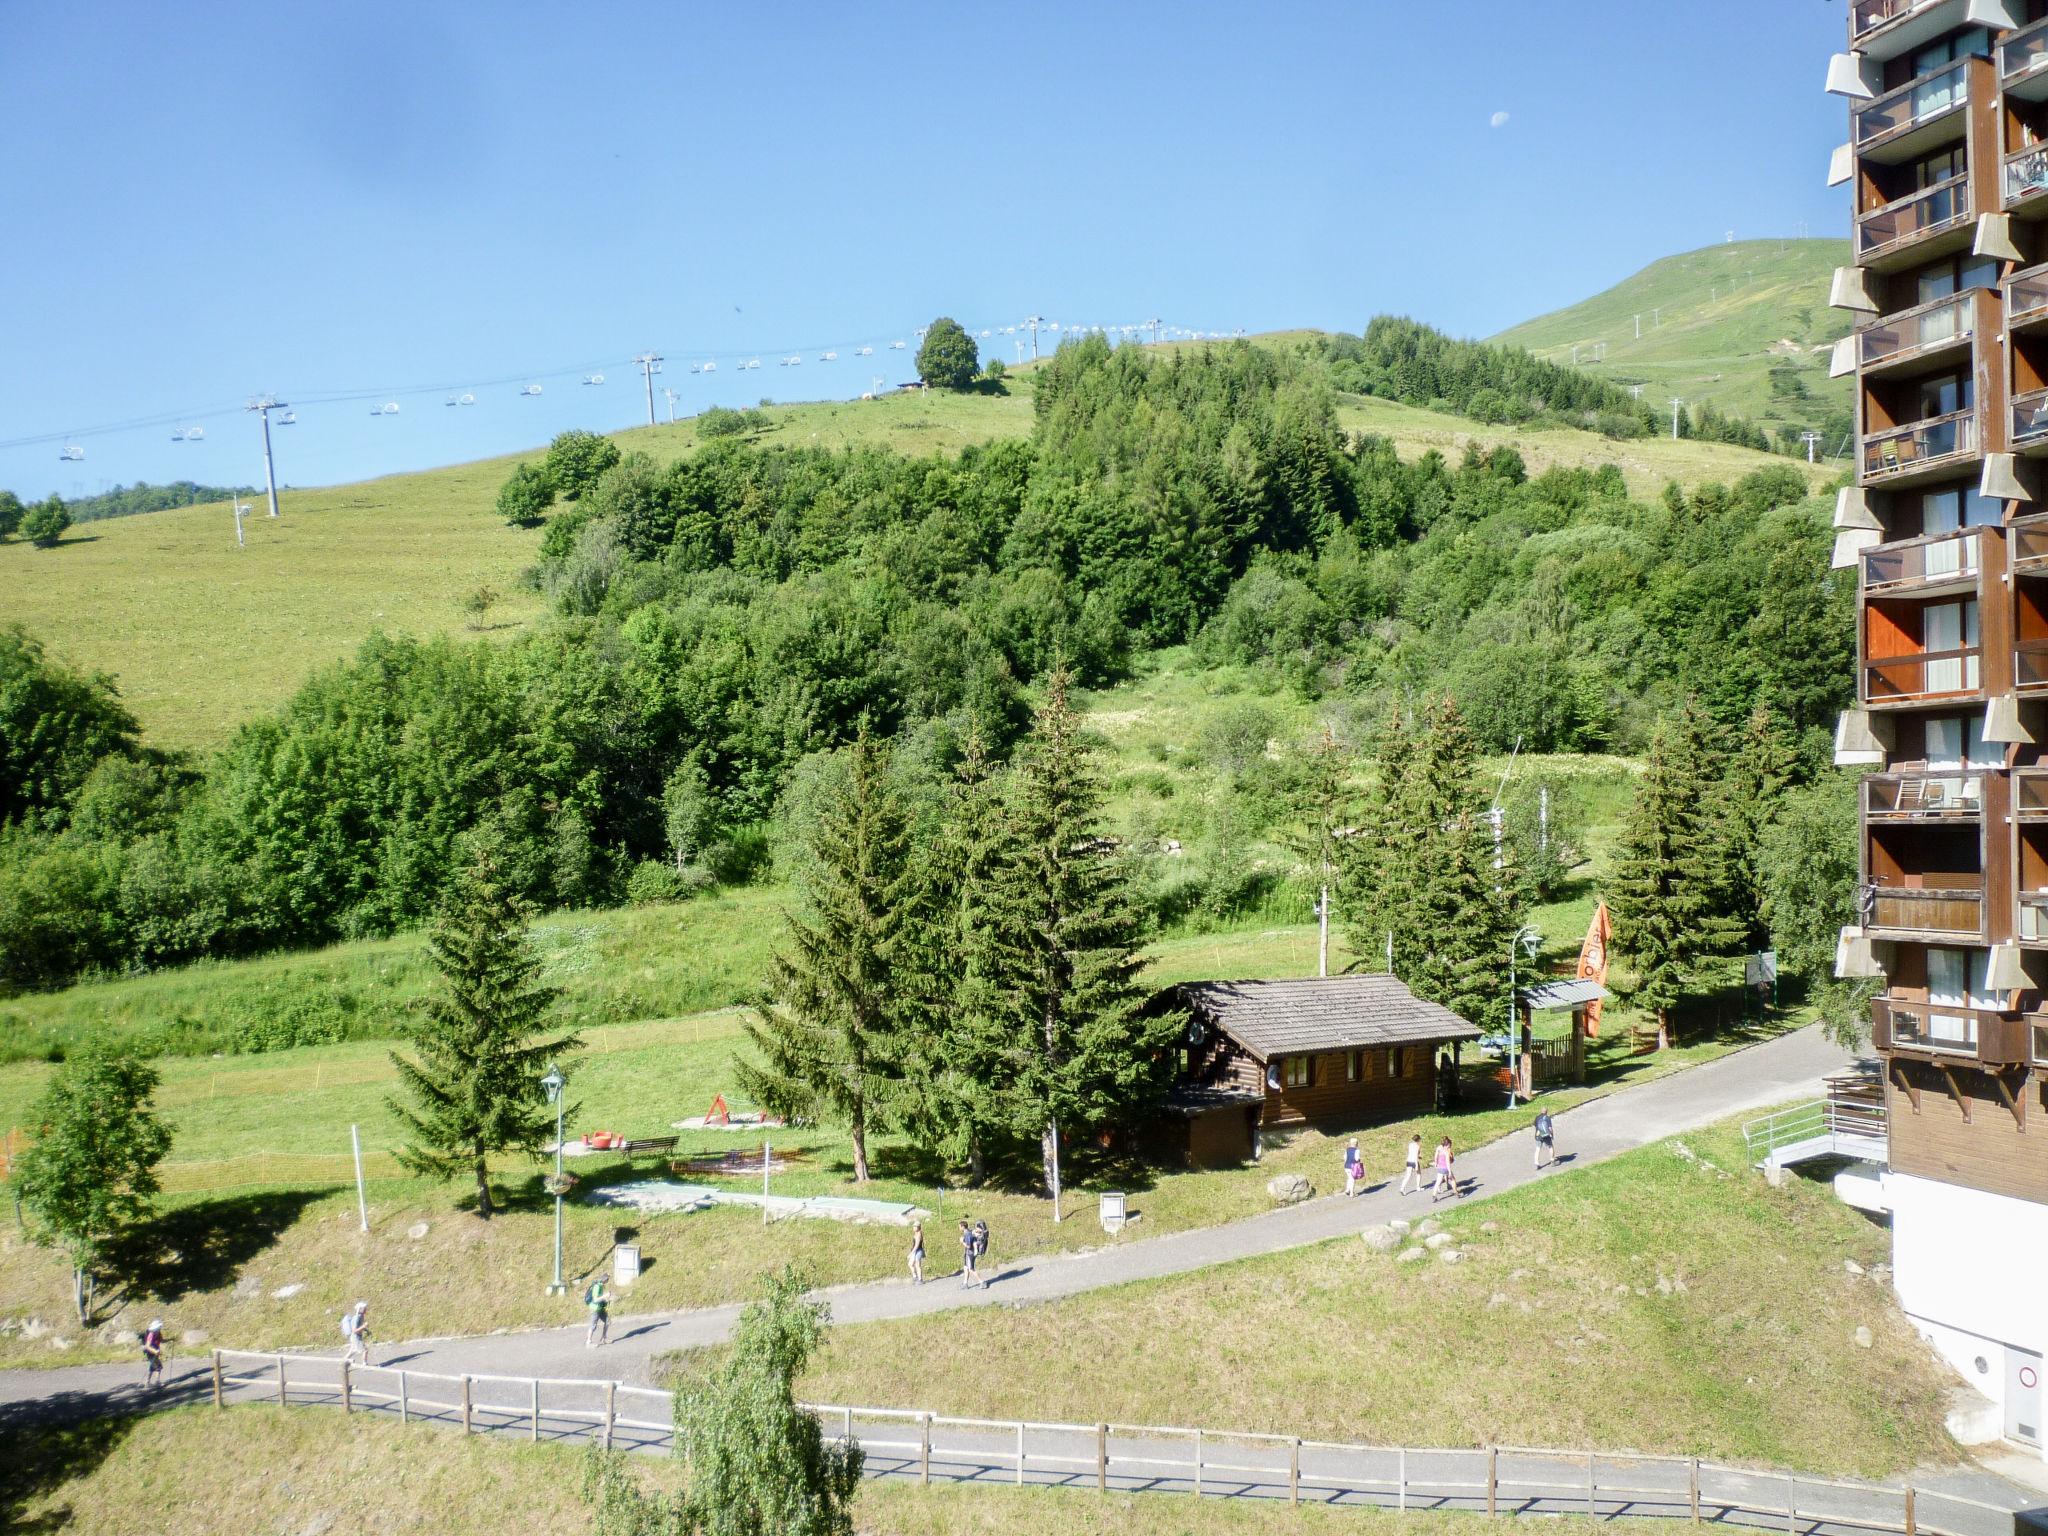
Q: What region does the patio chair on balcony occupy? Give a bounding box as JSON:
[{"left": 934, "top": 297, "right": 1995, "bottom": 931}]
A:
[{"left": 1879, "top": 439, "right": 1904, "bottom": 474}]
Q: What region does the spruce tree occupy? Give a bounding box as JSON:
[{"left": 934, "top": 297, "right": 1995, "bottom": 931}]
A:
[
  {"left": 896, "top": 728, "right": 1010, "bottom": 1178},
  {"left": 389, "top": 839, "right": 579, "bottom": 1217},
  {"left": 1720, "top": 705, "right": 1798, "bottom": 953},
  {"left": 979, "top": 667, "right": 1168, "bottom": 1213},
  {"left": 1610, "top": 709, "right": 1743, "bottom": 1048},
  {"left": 739, "top": 735, "right": 911, "bottom": 1183},
  {"left": 1281, "top": 725, "right": 1359, "bottom": 977},
  {"left": 1341, "top": 702, "right": 1422, "bottom": 976}
]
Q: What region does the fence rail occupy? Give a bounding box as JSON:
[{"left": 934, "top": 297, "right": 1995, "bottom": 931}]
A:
[{"left": 209, "top": 1352, "right": 2020, "bottom": 1535}]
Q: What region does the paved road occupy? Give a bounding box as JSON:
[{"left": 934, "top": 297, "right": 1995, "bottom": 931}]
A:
[{"left": 3, "top": 1024, "right": 1855, "bottom": 1411}]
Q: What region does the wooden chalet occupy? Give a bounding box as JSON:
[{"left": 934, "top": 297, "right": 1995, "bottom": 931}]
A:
[{"left": 1150, "top": 975, "right": 1483, "bottom": 1168}]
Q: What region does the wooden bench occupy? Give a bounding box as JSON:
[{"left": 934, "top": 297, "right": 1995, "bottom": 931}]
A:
[{"left": 614, "top": 1136, "right": 679, "bottom": 1159}]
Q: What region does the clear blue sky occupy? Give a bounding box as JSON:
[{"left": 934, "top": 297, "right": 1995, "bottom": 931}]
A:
[{"left": 0, "top": 1, "right": 1849, "bottom": 500}]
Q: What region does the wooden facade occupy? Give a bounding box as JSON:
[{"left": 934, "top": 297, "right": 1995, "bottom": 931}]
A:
[
  {"left": 1185, "top": 1028, "right": 1435, "bottom": 1128},
  {"left": 1885, "top": 1060, "right": 2048, "bottom": 1203}
]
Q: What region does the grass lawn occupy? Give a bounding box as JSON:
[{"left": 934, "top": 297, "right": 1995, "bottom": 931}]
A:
[
  {"left": 784, "top": 1115, "right": 1952, "bottom": 1478},
  {"left": 0, "top": 1404, "right": 1675, "bottom": 1535}
]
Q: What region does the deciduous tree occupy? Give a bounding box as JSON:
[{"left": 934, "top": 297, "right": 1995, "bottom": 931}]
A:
[
  {"left": 495, "top": 462, "right": 554, "bottom": 526},
  {"left": 916, "top": 317, "right": 979, "bottom": 392},
  {"left": 20, "top": 495, "right": 69, "bottom": 547}
]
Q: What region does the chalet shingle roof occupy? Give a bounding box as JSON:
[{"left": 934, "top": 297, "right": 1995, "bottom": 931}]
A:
[
  {"left": 1519, "top": 978, "right": 1608, "bottom": 1012},
  {"left": 1172, "top": 976, "right": 1482, "bottom": 1061}
]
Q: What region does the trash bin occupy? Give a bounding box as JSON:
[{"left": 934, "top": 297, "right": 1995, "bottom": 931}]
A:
[
  {"left": 1098, "top": 1192, "right": 1126, "bottom": 1235},
  {"left": 613, "top": 1244, "right": 642, "bottom": 1286}
]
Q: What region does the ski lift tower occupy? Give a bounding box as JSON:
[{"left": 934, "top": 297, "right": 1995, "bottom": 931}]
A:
[
  {"left": 246, "top": 396, "right": 288, "bottom": 519},
  {"left": 634, "top": 352, "right": 664, "bottom": 428}
]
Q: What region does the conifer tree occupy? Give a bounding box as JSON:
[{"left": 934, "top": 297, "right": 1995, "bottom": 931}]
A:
[
  {"left": 979, "top": 667, "right": 1169, "bottom": 1213},
  {"left": 896, "top": 728, "right": 1010, "bottom": 1178},
  {"left": 1720, "top": 705, "right": 1798, "bottom": 953},
  {"left": 1282, "top": 725, "right": 1359, "bottom": 977},
  {"left": 389, "top": 839, "right": 578, "bottom": 1217},
  {"left": 739, "top": 735, "right": 911, "bottom": 1183},
  {"left": 1341, "top": 702, "right": 1422, "bottom": 976},
  {"left": 1610, "top": 708, "right": 1743, "bottom": 1048}
]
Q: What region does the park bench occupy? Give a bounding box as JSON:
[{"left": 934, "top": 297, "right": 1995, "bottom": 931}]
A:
[{"left": 614, "top": 1135, "right": 679, "bottom": 1159}]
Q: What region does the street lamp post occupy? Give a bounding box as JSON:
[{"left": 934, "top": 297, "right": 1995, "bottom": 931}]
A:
[
  {"left": 542, "top": 1063, "right": 566, "bottom": 1295},
  {"left": 1505, "top": 926, "right": 1542, "bottom": 1111}
]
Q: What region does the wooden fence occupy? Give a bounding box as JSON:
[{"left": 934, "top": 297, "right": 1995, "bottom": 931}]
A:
[{"left": 211, "top": 1352, "right": 2022, "bottom": 1536}]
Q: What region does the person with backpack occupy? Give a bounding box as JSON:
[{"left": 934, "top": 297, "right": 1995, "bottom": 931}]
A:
[
  {"left": 972, "top": 1219, "right": 990, "bottom": 1284},
  {"left": 958, "top": 1218, "right": 978, "bottom": 1289},
  {"left": 1533, "top": 1107, "right": 1556, "bottom": 1169},
  {"left": 908, "top": 1221, "right": 926, "bottom": 1285},
  {"left": 1343, "top": 1137, "right": 1364, "bottom": 1198},
  {"left": 584, "top": 1275, "right": 610, "bottom": 1348},
  {"left": 142, "top": 1319, "right": 165, "bottom": 1389},
  {"left": 1398, "top": 1133, "right": 1423, "bottom": 1196},
  {"left": 341, "top": 1301, "right": 370, "bottom": 1366}
]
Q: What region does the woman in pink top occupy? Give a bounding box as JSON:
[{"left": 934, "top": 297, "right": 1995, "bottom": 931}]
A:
[{"left": 1430, "top": 1137, "right": 1455, "bottom": 1201}]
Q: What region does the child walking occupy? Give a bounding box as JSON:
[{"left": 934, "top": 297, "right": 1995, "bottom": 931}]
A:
[
  {"left": 1399, "top": 1134, "right": 1423, "bottom": 1195},
  {"left": 142, "top": 1319, "right": 165, "bottom": 1389},
  {"left": 1343, "top": 1138, "right": 1363, "bottom": 1197},
  {"left": 908, "top": 1221, "right": 925, "bottom": 1285},
  {"left": 1430, "top": 1137, "right": 1455, "bottom": 1201}
]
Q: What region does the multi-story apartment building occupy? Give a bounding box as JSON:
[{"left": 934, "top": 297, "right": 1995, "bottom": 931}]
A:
[{"left": 1828, "top": 0, "right": 2048, "bottom": 1460}]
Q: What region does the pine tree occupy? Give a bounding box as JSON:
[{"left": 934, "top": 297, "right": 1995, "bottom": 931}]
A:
[
  {"left": 738, "top": 734, "right": 911, "bottom": 1184},
  {"left": 979, "top": 667, "right": 1169, "bottom": 1213},
  {"left": 1720, "top": 705, "right": 1798, "bottom": 953},
  {"left": 896, "top": 728, "right": 1010, "bottom": 1178},
  {"left": 1281, "top": 725, "right": 1359, "bottom": 977},
  {"left": 1610, "top": 709, "right": 1744, "bottom": 1048},
  {"left": 389, "top": 840, "right": 579, "bottom": 1217},
  {"left": 1341, "top": 702, "right": 1421, "bottom": 976}
]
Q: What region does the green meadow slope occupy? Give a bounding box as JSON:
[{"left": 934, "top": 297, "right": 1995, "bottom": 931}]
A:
[{"left": 1493, "top": 238, "right": 1853, "bottom": 434}]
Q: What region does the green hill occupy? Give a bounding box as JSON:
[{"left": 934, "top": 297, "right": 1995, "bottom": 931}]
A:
[
  {"left": 0, "top": 345, "right": 1826, "bottom": 750},
  {"left": 1492, "top": 239, "right": 1853, "bottom": 440}
]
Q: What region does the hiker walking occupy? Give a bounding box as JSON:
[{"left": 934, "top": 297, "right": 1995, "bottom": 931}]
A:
[
  {"left": 584, "top": 1275, "right": 611, "bottom": 1348},
  {"left": 908, "top": 1221, "right": 925, "bottom": 1285},
  {"left": 1343, "top": 1137, "right": 1363, "bottom": 1198},
  {"left": 1399, "top": 1133, "right": 1423, "bottom": 1196},
  {"left": 958, "top": 1218, "right": 978, "bottom": 1289},
  {"left": 1533, "top": 1106, "right": 1556, "bottom": 1169},
  {"left": 972, "top": 1218, "right": 990, "bottom": 1283},
  {"left": 341, "top": 1300, "right": 371, "bottom": 1366},
  {"left": 142, "top": 1319, "right": 165, "bottom": 1389},
  {"left": 1430, "top": 1137, "right": 1455, "bottom": 1201}
]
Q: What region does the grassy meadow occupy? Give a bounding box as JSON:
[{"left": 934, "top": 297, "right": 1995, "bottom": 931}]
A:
[
  {"left": 0, "top": 344, "right": 1828, "bottom": 750},
  {"left": 785, "top": 1115, "right": 1952, "bottom": 1478},
  {"left": 1492, "top": 238, "right": 1853, "bottom": 432},
  {"left": 0, "top": 1405, "right": 1684, "bottom": 1536}
]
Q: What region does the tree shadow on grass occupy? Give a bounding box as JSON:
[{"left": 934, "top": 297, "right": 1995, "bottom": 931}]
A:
[
  {"left": 104, "top": 1187, "right": 338, "bottom": 1309},
  {"left": 0, "top": 1410, "right": 143, "bottom": 1532}
]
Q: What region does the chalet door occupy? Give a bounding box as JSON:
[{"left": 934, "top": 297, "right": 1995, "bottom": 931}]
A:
[
  {"left": 2007, "top": 1347, "right": 2042, "bottom": 1447},
  {"left": 1925, "top": 947, "right": 1986, "bottom": 1044}
]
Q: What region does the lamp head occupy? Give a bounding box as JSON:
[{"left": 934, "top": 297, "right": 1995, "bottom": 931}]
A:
[{"left": 541, "top": 1064, "right": 564, "bottom": 1103}]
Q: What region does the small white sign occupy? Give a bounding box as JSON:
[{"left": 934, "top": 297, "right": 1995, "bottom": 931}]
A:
[
  {"left": 1099, "top": 1192, "right": 1127, "bottom": 1235},
  {"left": 613, "top": 1244, "right": 642, "bottom": 1286}
]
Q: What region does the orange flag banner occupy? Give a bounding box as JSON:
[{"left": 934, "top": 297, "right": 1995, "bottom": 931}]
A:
[{"left": 1576, "top": 900, "right": 1612, "bottom": 1037}]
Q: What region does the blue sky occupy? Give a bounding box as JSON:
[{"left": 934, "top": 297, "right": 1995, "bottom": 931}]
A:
[{"left": 0, "top": 1, "right": 1848, "bottom": 499}]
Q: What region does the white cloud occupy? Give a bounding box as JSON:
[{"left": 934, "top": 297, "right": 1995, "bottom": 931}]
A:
[{"left": 1489, "top": 110, "right": 1511, "bottom": 129}]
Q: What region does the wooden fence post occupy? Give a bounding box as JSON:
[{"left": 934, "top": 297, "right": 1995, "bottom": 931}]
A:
[
  {"left": 603, "top": 1382, "right": 616, "bottom": 1450},
  {"left": 920, "top": 1413, "right": 931, "bottom": 1485},
  {"left": 843, "top": 1406, "right": 853, "bottom": 1443},
  {"left": 1194, "top": 1429, "right": 1204, "bottom": 1498},
  {"left": 1399, "top": 1447, "right": 1408, "bottom": 1512},
  {"left": 1689, "top": 1458, "right": 1701, "bottom": 1525},
  {"left": 1786, "top": 1488, "right": 1796, "bottom": 1536},
  {"left": 276, "top": 1355, "right": 288, "bottom": 1409},
  {"left": 1587, "top": 1451, "right": 1596, "bottom": 1517},
  {"left": 1015, "top": 1422, "right": 1025, "bottom": 1486},
  {"left": 1904, "top": 1486, "right": 1916, "bottom": 1536},
  {"left": 398, "top": 1371, "right": 409, "bottom": 1425},
  {"left": 1290, "top": 1438, "right": 1301, "bottom": 1506},
  {"left": 461, "top": 1375, "right": 472, "bottom": 1435},
  {"left": 211, "top": 1351, "right": 223, "bottom": 1411},
  {"left": 1096, "top": 1423, "right": 1107, "bottom": 1493},
  {"left": 530, "top": 1378, "right": 541, "bottom": 1442},
  {"left": 340, "top": 1359, "right": 352, "bottom": 1414},
  {"left": 1487, "top": 1446, "right": 1498, "bottom": 1517}
]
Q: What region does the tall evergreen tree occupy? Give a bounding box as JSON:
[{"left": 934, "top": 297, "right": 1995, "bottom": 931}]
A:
[
  {"left": 1610, "top": 708, "right": 1743, "bottom": 1048},
  {"left": 1341, "top": 702, "right": 1422, "bottom": 976},
  {"left": 897, "top": 728, "right": 1010, "bottom": 1177},
  {"left": 388, "top": 840, "right": 579, "bottom": 1217},
  {"left": 1720, "top": 705, "right": 1798, "bottom": 953},
  {"left": 1281, "top": 725, "right": 1359, "bottom": 977},
  {"left": 979, "top": 667, "right": 1169, "bottom": 1213},
  {"left": 738, "top": 734, "right": 911, "bottom": 1183}
]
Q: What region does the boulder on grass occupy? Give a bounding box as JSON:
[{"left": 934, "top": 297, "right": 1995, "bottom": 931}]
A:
[
  {"left": 1424, "top": 1231, "right": 1456, "bottom": 1250},
  {"left": 1361, "top": 1224, "right": 1403, "bottom": 1254},
  {"left": 1397, "top": 1246, "right": 1427, "bottom": 1264},
  {"left": 1415, "top": 1217, "right": 1443, "bottom": 1238},
  {"left": 1266, "top": 1174, "right": 1314, "bottom": 1206}
]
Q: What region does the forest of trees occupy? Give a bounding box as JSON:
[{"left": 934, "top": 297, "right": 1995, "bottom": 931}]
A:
[{"left": 0, "top": 333, "right": 1859, "bottom": 1008}]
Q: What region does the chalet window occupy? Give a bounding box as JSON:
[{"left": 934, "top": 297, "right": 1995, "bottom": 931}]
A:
[
  {"left": 1389, "top": 1047, "right": 1406, "bottom": 1078},
  {"left": 1283, "top": 1056, "right": 1312, "bottom": 1089},
  {"left": 1347, "top": 1051, "right": 1365, "bottom": 1082}
]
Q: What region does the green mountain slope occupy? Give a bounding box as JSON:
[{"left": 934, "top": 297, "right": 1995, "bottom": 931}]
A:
[{"left": 1492, "top": 238, "right": 1853, "bottom": 436}]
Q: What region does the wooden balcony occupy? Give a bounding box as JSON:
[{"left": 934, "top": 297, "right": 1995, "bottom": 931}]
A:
[
  {"left": 1856, "top": 60, "right": 1970, "bottom": 161},
  {"left": 2014, "top": 769, "right": 2048, "bottom": 820},
  {"left": 1859, "top": 409, "right": 1978, "bottom": 487},
  {"left": 1859, "top": 176, "right": 1974, "bottom": 265},
  {"left": 1863, "top": 772, "right": 1985, "bottom": 821},
  {"left": 1873, "top": 996, "right": 2031, "bottom": 1065},
  {"left": 1860, "top": 529, "right": 1980, "bottom": 595},
  {"left": 2018, "top": 640, "right": 2048, "bottom": 694},
  {"left": 1852, "top": 0, "right": 1966, "bottom": 64},
  {"left": 2005, "top": 16, "right": 2048, "bottom": 103},
  {"left": 1859, "top": 294, "right": 1975, "bottom": 377},
  {"left": 1862, "top": 645, "right": 1982, "bottom": 706},
  {"left": 1865, "top": 884, "right": 1985, "bottom": 938},
  {"left": 2009, "top": 264, "right": 2048, "bottom": 336}
]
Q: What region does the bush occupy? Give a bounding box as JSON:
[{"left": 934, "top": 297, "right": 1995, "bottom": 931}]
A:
[
  {"left": 698, "top": 406, "right": 749, "bottom": 438},
  {"left": 496, "top": 462, "right": 554, "bottom": 526},
  {"left": 543, "top": 430, "right": 621, "bottom": 501},
  {"left": 20, "top": 496, "right": 69, "bottom": 547},
  {"left": 624, "top": 859, "right": 686, "bottom": 905}
]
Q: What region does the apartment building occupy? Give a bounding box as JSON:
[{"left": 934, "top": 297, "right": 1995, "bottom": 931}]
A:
[{"left": 1829, "top": 0, "right": 2048, "bottom": 1458}]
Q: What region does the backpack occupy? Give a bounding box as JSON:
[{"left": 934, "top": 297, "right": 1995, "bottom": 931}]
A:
[
  {"left": 1536, "top": 1112, "right": 1553, "bottom": 1138},
  {"left": 340, "top": 1313, "right": 356, "bottom": 1339},
  {"left": 584, "top": 1282, "right": 600, "bottom": 1306}
]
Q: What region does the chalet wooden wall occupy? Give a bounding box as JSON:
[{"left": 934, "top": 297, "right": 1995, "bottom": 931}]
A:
[
  {"left": 1263, "top": 1046, "right": 1433, "bottom": 1127},
  {"left": 1886, "top": 1064, "right": 2048, "bottom": 1204}
]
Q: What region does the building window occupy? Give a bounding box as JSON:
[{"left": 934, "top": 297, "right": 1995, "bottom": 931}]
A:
[
  {"left": 1283, "top": 1056, "right": 1312, "bottom": 1089},
  {"left": 1389, "top": 1047, "right": 1405, "bottom": 1078}
]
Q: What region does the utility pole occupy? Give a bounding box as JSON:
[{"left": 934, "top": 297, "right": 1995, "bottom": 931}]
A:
[
  {"left": 1670, "top": 397, "right": 1685, "bottom": 441},
  {"left": 246, "top": 397, "right": 287, "bottom": 519},
  {"left": 1800, "top": 430, "right": 1824, "bottom": 463},
  {"left": 634, "top": 351, "right": 663, "bottom": 427},
  {"left": 1633, "top": 313, "right": 1642, "bottom": 339},
  {"left": 662, "top": 387, "right": 679, "bottom": 424}
]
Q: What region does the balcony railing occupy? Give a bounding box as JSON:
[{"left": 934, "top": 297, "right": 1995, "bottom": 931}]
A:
[
  {"left": 2020, "top": 640, "right": 2048, "bottom": 689},
  {"left": 1863, "top": 771, "right": 1984, "bottom": 818},
  {"left": 2016, "top": 388, "right": 2048, "bottom": 447},
  {"left": 2034, "top": 1019, "right": 2048, "bottom": 1066},
  {"left": 2020, "top": 890, "right": 2048, "bottom": 940},
  {"left": 1865, "top": 884, "right": 1984, "bottom": 935},
  {"left": 1861, "top": 530, "right": 1979, "bottom": 590},
  {"left": 1865, "top": 645, "right": 1982, "bottom": 702},
  {"left": 2013, "top": 515, "right": 2048, "bottom": 572},
  {"left": 1852, "top": 0, "right": 1944, "bottom": 42},
  {"left": 1858, "top": 294, "right": 1972, "bottom": 370},
  {"left": 2005, "top": 18, "right": 2048, "bottom": 87},
  {"left": 2009, "top": 145, "right": 2048, "bottom": 208},
  {"left": 1855, "top": 61, "right": 1969, "bottom": 149},
  {"left": 2010, "top": 264, "right": 2048, "bottom": 329},
  {"left": 1875, "top": 996, "right": 1989, "bottom": 1054},
  {"left": 1861, "top": 176, "right": 1971, "bottom": 258},
  {"left": 1860, "top": 409, "right": 1977, "bottom": 479}
]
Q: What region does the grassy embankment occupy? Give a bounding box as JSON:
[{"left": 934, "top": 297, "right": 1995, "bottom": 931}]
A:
[
  {"left": 0, "top": 348, "right": 1828, "bottom": 752},
  {"left": 1492, "top": 238, "right": 1853, "bottom": 431},
  {"left": 782, "top": 1114, "right": 1951, "bottom": 1479},
  {"left": 1, "top": 1405, "right": 1683, "bottom": 1536}
]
